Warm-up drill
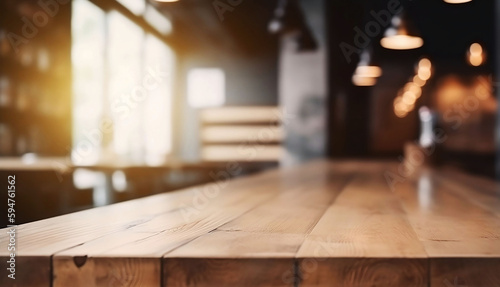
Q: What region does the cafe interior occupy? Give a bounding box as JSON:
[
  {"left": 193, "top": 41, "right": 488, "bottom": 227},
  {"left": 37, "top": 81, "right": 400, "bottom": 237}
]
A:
[{"left": 0, "top": 0, "right": 499, "bottom": 286}]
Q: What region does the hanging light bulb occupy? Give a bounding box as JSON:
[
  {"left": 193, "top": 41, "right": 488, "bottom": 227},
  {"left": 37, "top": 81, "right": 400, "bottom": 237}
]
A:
[
  {"left": 352, "top": 48, "right": 382, "bottom": 86},
  {"left": 443, "top": 0, "right": 472, "bottom": 4},
  {"left": 381, "top": 11, "right": 423, "bottom": 50},
  {"left": 355, "top": 66, "right": 382, "bottom": 78},
  {"left": 468, "top": 43, "right": 485, "bottom": 67},
  {"left": 352, "top": 75, "right": 377, "bottom": 86}
]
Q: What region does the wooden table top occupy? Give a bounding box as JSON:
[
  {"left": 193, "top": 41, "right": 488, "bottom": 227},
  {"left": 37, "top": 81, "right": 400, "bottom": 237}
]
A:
[{"left": 1, "top": 160, "right": 499, "bottom": 286}]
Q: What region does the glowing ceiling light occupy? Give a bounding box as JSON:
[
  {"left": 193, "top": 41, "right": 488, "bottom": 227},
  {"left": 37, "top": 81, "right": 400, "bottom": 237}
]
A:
[
  {"left": 443, "top": 0, "right": 472, "bottom": 4},
  {"left": 413, "top": 75, "right": 426, "bottom": 86},
  {"left": 352, "top": 75, "right": 377, "bottom": 86},
  {"left": 381, "top": 12, "right": 423, "bottom": 50},
  {"left": 404, "top": 82, "right": 422, "bottom": 97},
  {"left": 470, "top": 43, "right": 482, "bottom": 55},
  {"left": 418, "top": 58, "right": 432, "bottom": 70},
  {"left": 354, "top": 66, "right": 382, "bottom": 78},
  {"left": 381, "top": 35, "right": 423, "bottom": 50},
  {"left": 402, "top": 91, "right": 417, "bottom": 105},
  {"left": 353, "top": 49, "right": 382, "bottom": 84},
  {"left": 468, "top": 43, "right": 485, "bottom": 67},
  {"left": 394, "top": 97, "right": 410, "bottom": 118},
  {"left": 418, "top": 68, "right": 431, "bottom": 81}
]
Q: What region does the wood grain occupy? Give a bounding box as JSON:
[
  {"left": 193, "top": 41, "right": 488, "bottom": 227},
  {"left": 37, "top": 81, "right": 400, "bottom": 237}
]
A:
[
  {"left": 391, "top": 168, "right": 500, "bottom": 287},
  {"left": 297, "top": 258, "right": 428, "bottom": 287},
  {"left": 0, "top": 256, "right": 50, "bottom": 287},
  {"left": 430, "top": 258, "right": 500, "bottom": 287},
  {"left": 54, "top": 257, "right": 160, "bottom": 287},
  {"left": 164, "top": 258, "right": 292, "bottom": 287},
  {"left": 0, "top": 161, "right": 499, "bottom": 286},
  {"left": 50, "top": 164, "right": 333, "bottom": 286},
  {"left": 297, "top": 165, "right": 428, "bottom": 286},
  {"left": 164, "top": 163, "right": 352, "bottom": 286}
]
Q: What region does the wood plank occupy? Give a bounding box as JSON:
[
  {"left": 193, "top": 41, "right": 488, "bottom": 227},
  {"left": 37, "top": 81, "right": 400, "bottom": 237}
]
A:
[
  {"left": 296, "top": 258, "right": 427, "bottom": 287},
  {"left": 296, "top": 164, "right": 428, "bottom": 286},
  {"left": 54, "top": 257, "right": 160, "bottom": 287},
  {"left": 436, "top": 168, "right": 500, "bottom": 217},
  {"left": 163, "top": 162, "right": 352, "bottom": 286},
  {"left": 393, "top": 170, "right": 500, "bottom": 257},
  {"left": 164, "top": 258, "right": 292, "bottom": 287},
  {"left": 0, "top": 169, "right": 282, "bottom": 286},
  {"left": 391, "top": 168, "right": 500, "bottom": 287},
  {"left": 0, "top": 256, "right": 50, "bottom": 287},
  {"left": 50, "top": 164, "right": 324, "bottom": 286},
  {"left": 430, "top": 258, "right": 500, "bottom": 287},
  {"left": 1, "top": 160, "right": 499, "bottom": 286}
]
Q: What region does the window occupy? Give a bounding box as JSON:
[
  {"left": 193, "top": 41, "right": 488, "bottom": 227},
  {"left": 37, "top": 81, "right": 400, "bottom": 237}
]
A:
[
  {"left": 72, "top": 0, "right": 174, "bottom": 165},
  {"left": 144, "top": 5, "right": 172, "bottom": 35},
  {"left": 72, "top": 0, "right": 106, "bottom": 164},
  {"left": 187, "top": 68, "right": 225, "bottom": 108},
  {"left": 116, "top": 0, "right": 145, "bottom": 15}
]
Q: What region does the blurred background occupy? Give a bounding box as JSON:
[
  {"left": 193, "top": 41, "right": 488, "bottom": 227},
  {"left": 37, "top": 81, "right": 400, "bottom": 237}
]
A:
[{"left": 0, "top": 0, "right": 496, "bottom": 226}]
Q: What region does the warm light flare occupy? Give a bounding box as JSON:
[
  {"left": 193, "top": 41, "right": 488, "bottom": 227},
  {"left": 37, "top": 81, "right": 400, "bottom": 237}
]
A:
[
  {"left": 355, "top": 66, "right": 382, "bottom": 78},
  {"left": 394, "top": 58, "right": 432, "bottom": 118},
  {"left": 394, "top": 98, "right": 410, "bottom": 118},
  {"left": 352, "top": 75, "right": 377, "bottom": 86},
  {"left": 418, "top": 58, "right": 432, "bottom": 70},
  {"left": 468, "top": 43, "right": 484, "bottom": 66},
  {"left": 402, "top": 91, "right": 416, "bottom": 105},
  {"left": 381, "top": 35, "right": 423, "bottom": 50},
  {"left": 413, "top": 75, "right": 426, "bottom": 87},
  {"left": 470, "top": 43, "right": 482, "bottom": 55},
  {"left": 418, "top": 68, "right": 431, "bottom": 81},
  {"left": 469, "top": 55, "right": 483, "bottom": 67},
  {"left": 404, "top": 83, "right": 422, "bottom": 98}
]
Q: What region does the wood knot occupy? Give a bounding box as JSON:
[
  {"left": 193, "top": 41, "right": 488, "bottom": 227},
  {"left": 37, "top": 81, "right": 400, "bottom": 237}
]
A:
[{"left": 73, "top": 255, "right": 88, "bottom": 268}]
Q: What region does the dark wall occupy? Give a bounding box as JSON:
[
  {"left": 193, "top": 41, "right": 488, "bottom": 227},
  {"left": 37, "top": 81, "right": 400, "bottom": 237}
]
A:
[{"left": 326, "top": 0, "right": 496, "bottom": 168}]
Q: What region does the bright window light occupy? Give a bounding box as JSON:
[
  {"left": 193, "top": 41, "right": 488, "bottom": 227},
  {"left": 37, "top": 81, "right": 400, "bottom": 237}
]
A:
[
  {"left": 116, "top": 0, "right": 146, "bottom": 15},
  {"left": 72, "top": 0, "right": 106, "bottom": 165},
  {"left": 144, "top": 5, "right": 172, "bottom": 35},
  {"left": 108, "top": 11, "right": 144, "bottom": 159},
  {"left": 143, "top": 34, "right": 174, "bottom": 165},
  {"left": 187, "top": 68, "right": 225, "bottom": 108},
  {"left": 72, "top": 3, "right": 175, "bottom": 165}
]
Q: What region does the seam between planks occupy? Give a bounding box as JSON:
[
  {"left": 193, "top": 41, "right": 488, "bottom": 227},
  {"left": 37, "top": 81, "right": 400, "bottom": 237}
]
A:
[
  {"left": 393, "top": 172, "right": 432, "bottom": 287},
  {"left": 291, "top": 173, "right": 356, "bottom": 287}
]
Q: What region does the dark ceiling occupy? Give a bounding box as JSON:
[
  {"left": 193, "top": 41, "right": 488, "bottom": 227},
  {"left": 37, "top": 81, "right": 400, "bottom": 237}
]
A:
[
  {"left": 156, "top": 0, "right": 279, "bottom": 56},
  {"left": 155, "top": 0, "right": 494, "bottom": 69}
]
